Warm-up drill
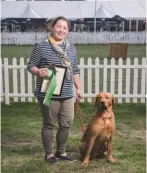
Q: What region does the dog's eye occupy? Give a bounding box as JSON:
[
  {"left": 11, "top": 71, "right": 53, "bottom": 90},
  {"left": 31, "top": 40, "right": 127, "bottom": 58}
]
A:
[{"left": 106, "top": 96, "right": 109, "bottom": 99}]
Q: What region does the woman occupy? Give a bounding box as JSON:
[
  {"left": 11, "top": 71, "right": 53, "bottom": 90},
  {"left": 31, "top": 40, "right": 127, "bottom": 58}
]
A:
[{"left": 27, "top": 16, "right": 82, "bottom": 164}]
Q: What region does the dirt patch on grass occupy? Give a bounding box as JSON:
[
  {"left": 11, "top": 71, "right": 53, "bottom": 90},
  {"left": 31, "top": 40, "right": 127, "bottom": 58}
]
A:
[
  {"left": 7, "top": 141, "right": 32, "bottom": 148},
  {"left": 130, "top": 130, "right": 146, "bottom": 140}
]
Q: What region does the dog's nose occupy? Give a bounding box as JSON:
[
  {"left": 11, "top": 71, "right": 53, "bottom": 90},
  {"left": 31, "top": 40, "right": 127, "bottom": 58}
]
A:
[{"left": 100, "top": 101, "right": 105, "bottom": 104}]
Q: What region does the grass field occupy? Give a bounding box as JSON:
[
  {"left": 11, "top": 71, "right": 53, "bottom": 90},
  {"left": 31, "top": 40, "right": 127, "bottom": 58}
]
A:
[
  {"left": 1, "top": 102, "right": 146, "bottom": 173},
  {"left": 1, "top": 44, "right": 146, "bottom": 63}
]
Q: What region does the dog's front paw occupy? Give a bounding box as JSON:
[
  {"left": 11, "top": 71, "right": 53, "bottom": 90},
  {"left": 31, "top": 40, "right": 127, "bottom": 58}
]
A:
[
  {"left": 81, "top": 161, "right": 89, "bottom": 166},
  {"left": 108, "top": 157, "right": 119, "bottom": 163}
]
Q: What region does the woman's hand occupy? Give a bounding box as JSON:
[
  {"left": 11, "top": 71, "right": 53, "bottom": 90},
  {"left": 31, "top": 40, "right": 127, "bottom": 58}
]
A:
[
  {"left": 38, "top": 68, "right": 48, "bottom": 78},
  {"left": 76, "top": 88, "right": 83, "bottom": 100}
]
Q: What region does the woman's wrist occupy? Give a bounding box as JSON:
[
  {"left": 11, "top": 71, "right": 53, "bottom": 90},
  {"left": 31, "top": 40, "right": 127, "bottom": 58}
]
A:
[
  {"left": 76, "top": 87, "right": 81, "bottom": 90},
  {"left": 30, "top": 67, "right": 40, "bottom": 76}
]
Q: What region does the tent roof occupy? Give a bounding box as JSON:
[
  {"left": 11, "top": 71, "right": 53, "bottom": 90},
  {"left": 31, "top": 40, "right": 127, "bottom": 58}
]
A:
[
  {"left": 92, "top": 4, "right": 114, "bottom": 18},
  {"left": 16, "top": 4, "right": 43, "bottom": 18},
  {"left": 1, "top": 1, "right": 146, "bottom": 19}
]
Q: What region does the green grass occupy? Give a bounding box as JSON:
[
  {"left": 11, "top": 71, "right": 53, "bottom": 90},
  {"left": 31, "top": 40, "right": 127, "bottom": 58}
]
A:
[
  {"left": 1, "top": 103, "right": 146, "bottom": 173},
  {"left": 1, "top": 44, "right": 146, "bottom": 62}
]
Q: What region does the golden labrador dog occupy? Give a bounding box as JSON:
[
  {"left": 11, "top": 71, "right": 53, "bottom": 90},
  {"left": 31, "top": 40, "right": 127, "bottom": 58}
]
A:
[{"left": 79, "top": 92, "right": 118, "bottom": 166}]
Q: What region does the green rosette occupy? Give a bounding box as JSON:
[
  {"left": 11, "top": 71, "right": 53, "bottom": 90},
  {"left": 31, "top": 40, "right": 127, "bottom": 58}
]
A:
[{"left": 43, "top": 67, "right": 56, "bottom": 106}]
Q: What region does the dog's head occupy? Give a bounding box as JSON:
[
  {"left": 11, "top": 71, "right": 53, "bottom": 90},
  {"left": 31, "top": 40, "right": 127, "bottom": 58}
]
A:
[{"left": 95, "top": 92, "right": 115, "bottom": 110}]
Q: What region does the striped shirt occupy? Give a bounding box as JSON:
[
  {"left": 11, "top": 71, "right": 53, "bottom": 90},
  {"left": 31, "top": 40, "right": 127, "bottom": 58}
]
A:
[{"left": 27, "top": 39, "right": 79, "bottom": 99}]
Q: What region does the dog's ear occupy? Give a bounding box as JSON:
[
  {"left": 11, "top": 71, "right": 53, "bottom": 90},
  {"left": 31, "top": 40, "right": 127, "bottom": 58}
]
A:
[
  {"left": 112, "top": 95, "right": 115, "bottom": 105},
  {"left": 95, "top": 94, "right": 99, "bottom": 106}
]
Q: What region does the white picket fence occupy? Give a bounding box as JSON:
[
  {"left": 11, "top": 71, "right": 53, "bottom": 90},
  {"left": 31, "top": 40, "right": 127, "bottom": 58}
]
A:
[
  {"left": 0, "top": 57, "right": 146, "bottom": 105},
  {"left": 1, "top": 31, "right": 146, "bottom": 45}
]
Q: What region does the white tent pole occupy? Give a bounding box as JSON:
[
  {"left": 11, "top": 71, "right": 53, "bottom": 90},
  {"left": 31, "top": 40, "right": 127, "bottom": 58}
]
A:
[
  {"left": 129, "top": 20, "right": 132, "bottom": 31},
  {"left": 94, "top": 0, "right": 97, "bottom": 33},
  {"left": 136, "top": 20, "right": 138, "bottom": 31}
]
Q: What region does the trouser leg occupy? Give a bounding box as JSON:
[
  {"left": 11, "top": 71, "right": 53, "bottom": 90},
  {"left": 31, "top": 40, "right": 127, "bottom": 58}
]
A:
[
  {"left": 38, "top": 97, "right": 60, "bottom": 155},
  {"left": 56, "top": 98, "right": 74, "bottom": 154}
]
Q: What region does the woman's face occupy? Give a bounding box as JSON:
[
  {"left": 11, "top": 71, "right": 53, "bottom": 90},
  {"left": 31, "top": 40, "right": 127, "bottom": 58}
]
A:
[{"left": 51, "top": 19, "right": 69, "bottom": 41}]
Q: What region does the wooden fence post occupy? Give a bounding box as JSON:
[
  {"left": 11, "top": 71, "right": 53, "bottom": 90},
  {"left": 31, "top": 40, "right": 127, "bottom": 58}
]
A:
[
  {"left": 95, "top": 57, "right": 99, "bottom": 94},
  {"left": 0, "top": 58, "right": 3, "bottom": 102},
  {"left": 79, "top": 57, "right": 84, "bottom": 103},
  {"left": 88, "top": 57, "right": 92, "bottom": 102},
  {"left": 141, "top": 57, "right": 146, "bottom": 103},
  {"left": 13, "top": 57, "right": 18, "bottom": 102},
  {"left": 4, "top": 58, "right": 10, "bottom": 105},
  {"left": 103, "top": 58, "right": 107, "bottom": 92},
  {"left": 125, "top": 58, "right": 131, "bottom": 103},
  {"left": 133, "top": 57, "right": 138, "bottom": 103},
  {"left": 118, "top": 58, "right": 123, "bottom": 103},
  {"left": 20, "top": 57, "right": 25, "bottom": 102},
  {"left": 110, "top": 58, "right": 115, "bottom": 96}
]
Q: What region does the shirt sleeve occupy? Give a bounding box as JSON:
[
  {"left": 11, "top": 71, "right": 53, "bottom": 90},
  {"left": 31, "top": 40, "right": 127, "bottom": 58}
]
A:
[
  {"left": 72, "top": 44, "right": 79, "bottom": 75},
  {"left": 27, "top": 43, "right": 42, "bottom": 71}
]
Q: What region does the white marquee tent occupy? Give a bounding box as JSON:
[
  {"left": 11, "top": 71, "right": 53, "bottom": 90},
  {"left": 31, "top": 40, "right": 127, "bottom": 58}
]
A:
[
  {"left": 92, "top": 4, "right": 114, "bottom": 18},
  {"left": 14, "top": 4, "right": 44, "bottom": 18},
  {"left": 1, "top": 1, "right": 146, "bottom": 20}
]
